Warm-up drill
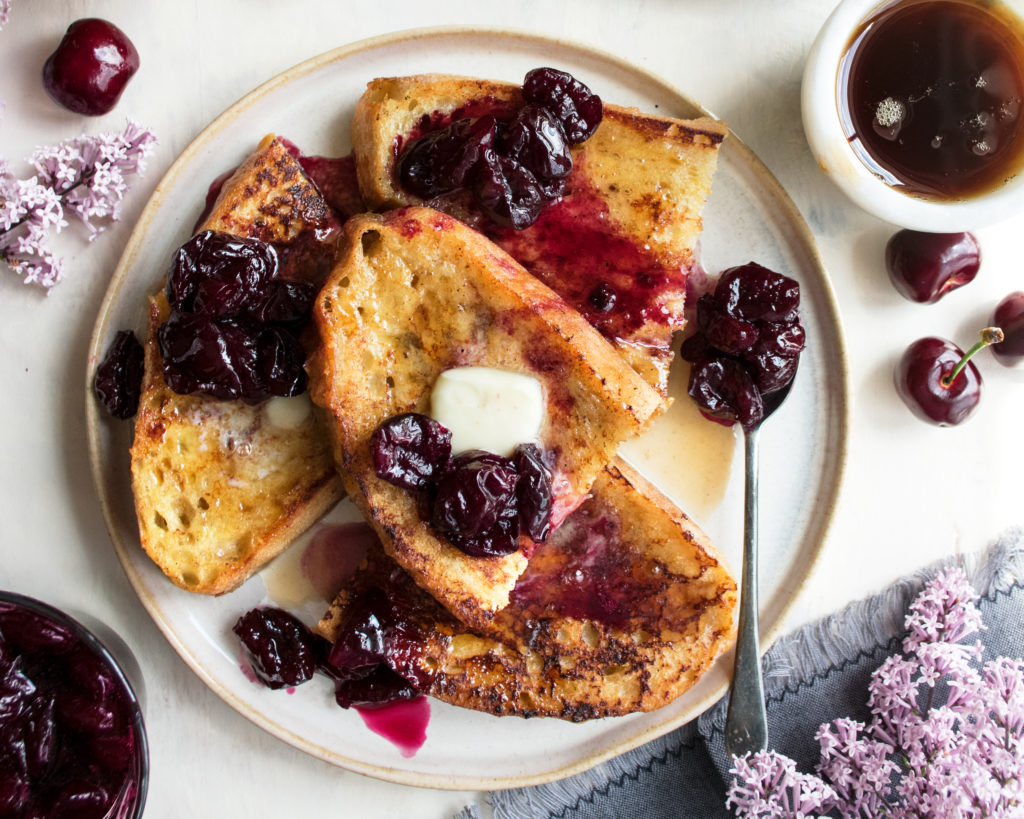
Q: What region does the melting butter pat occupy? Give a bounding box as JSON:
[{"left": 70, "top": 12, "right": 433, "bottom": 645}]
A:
[
  {"left": 264, "top": 394, "right": 312, "bottom": 430},
  {"left": 431, "top": 367, "right": 544, "bottom": 457}
]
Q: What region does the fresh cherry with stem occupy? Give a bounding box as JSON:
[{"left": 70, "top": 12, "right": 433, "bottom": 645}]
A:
[
  {"left": 724, "top": 367, "right": 798, "bottom": 757},
  {"left": 895, "top": 327, "right": 1004, "bottom": 426}
]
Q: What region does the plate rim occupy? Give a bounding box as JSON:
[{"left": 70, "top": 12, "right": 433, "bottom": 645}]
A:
[{"left": 85, "top": 24, "right": 851, "bottom": 790}]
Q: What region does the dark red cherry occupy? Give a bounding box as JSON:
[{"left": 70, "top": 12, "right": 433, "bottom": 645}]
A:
[
  {"left": 688, "top": 356, "right": 764, "bottom": 431},
  {"left": 513, "top": 443, "right": 553, "bottom": 542},
  {"left": 370, "top": 413, "right": 452, "bottom": 490},
  {"left": 42, "top": 19, "right": 140, "bottom": 116},
  {"left": 233, "top": 607, "right": 323, "bottom": 690},
  {"left": 714, "top": 262, "right": 800, "bottom": 322},
  {"left": 398, "top": 116, "right": 497, "bottom": 199},
  {"left": 894, "top": 334, "right": 996, "bottom": 426},
  {"left": 431, "top": 450, "right": 519, "bottom": 540},
  {"left": 472, "top": 149, "right": 545, "bottom": 230},
  {"left": 94, "top": 330, "right": 144, "bottom": 420},
  {"left": 522, "top": 67, "right": 603, "bottom": 144},
  {"left": 991, "top": 291, "right": 1024, "bottom": 366},
  {"left": 885, "top": 231, "right": 980, "bottom": 304}
]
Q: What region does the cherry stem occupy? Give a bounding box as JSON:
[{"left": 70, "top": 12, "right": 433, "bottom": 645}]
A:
[{"left": 941, "top": 327, "right": 1005, "bottom": 387}]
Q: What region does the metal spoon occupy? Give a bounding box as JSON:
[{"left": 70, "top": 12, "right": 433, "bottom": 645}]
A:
[{"left": 723, "top": 375, "right": 796, "bottom": 758}]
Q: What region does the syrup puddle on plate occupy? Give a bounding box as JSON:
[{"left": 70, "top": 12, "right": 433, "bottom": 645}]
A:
[{"left": 619, "top": 358, "right": 737, "bottom": 523}]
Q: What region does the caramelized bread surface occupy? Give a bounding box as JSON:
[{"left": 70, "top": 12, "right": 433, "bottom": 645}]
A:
[
  {"left": 307, "top": 206, "right": 663, "bottom": 625},
  {"left": 352, "top": 73, "right": 727, "bottom": 394},
  {"left": 318, "top": 459, "right": 738, "bottom": 720},
  {"left": 130, "top": 135, "right": 344, "bottom": 594}
]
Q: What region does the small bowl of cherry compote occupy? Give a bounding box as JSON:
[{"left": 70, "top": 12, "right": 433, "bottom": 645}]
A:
[{"left": 0, "top": 592, "right": 148, "bottom": 818}]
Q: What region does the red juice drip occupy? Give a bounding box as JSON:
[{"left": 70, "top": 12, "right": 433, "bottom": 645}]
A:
[
  {"left": 509, "top": 505, "right": 660, "bottom": 629},
  {"left": 394, "top": 97, "right": 519, "bottom": 156},
  {"left": 486, "top": 176, "right": 687, "bottom": 344},
  {"left": 192, "top": 165, "right": 237, "bottom": 233},
  {"left": 354, "top": 696, "right": 430, "bottom": 758},
  {"left": 295, "top": 153, "right": 366, "bottom": 222},
  {"left": 301, "top": 522, "right": 379, "bottom": 602}
]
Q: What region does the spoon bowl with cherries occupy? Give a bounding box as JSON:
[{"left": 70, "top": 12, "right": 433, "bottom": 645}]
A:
[{"left": 679, "top": 261, "right": 806, "bottom": 756}]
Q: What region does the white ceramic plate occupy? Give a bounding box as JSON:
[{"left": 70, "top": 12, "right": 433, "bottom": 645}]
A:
[{"left": 86, "top": 27, "right": 849, "bottom": 790}]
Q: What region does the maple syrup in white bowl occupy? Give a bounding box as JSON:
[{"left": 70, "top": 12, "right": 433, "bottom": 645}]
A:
[{"left": 803, "top": 0, "right": 1024, "bottom": 229}]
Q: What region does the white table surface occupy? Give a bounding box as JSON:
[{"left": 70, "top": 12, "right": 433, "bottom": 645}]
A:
[{"left": 3, "top": 1, "right": 1023, "bottom": 817}]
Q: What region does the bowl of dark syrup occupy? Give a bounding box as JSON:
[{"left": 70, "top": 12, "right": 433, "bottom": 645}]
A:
[{"left": 803, "top": 0, "right": 1024, "bottom": 229}]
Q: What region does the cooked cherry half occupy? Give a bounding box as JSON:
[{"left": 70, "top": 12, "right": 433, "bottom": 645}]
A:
[
  {"left": 42, "top": 18, "right": 140, "bottom": 116},
  {"left": 371, "top": 413, "right": 452, "bottom": 490},
  {"left": 94, "top": 329, "right": 144, "bottom": 419},
  {"left": 431, "top": 450, "right": 519, "bottom": 541},
  {"left": 991, "top": 291, "right": 1024, "bottom": 366},
  {"left": 233, "top": 607, "right": 324, "bottom": 690},
  {"left": 885, "top": 230, "right": 981, "bottom": 304},
  {"left": 522, "top": 67, "right": 603, "bottom": 144},
  {"left": 894, "top": 329, "right": 1002, "bottom": 426}
]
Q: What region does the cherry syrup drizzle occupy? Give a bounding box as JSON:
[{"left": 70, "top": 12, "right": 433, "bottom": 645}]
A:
[{"left": 354, "top": 696, "right": 430, "bottom": 758}]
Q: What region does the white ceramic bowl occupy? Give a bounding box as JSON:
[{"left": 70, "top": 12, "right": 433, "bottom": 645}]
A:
[{"left": 802, "top": 0, "right": 1024, "bottom": 230}]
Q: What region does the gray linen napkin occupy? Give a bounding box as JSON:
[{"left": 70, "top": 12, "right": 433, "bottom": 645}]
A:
[{"left": 456, "top": 527, "right": 1024, "bottom": 819}]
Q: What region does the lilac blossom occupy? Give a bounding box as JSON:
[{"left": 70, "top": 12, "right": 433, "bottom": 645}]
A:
[
  {"left": 727, "top": 567, "right": 1024, "bottom": 818},
  {"left": 0, "top": 120, "right": 156, "bottom": 291},
  {"left": 0, "top": 0, "right": 10, "bottom": 32}
]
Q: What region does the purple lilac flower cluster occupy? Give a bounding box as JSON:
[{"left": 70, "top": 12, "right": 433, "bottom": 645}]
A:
[
  {"left": 0, "top": 0, "right": 9, "bottom": 32},
  {"left": 0, "top": 119, "right": 156, "bottom": 291},
  {"left": 727, "top": 567, "right": 1024, "bottom": 818}
]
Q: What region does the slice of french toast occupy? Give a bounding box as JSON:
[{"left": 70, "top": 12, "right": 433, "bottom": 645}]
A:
[
  {"left": 317, "top": 459, "right": 738, "bottom": 720},
  {"left": 351, "top": 73, "right": 727, "bottom": 396},
  {"left": 306, "top": 206, "right": 664, "bottom": 625},
  {"left": 130, "top": 135, "right": 344, "bottom": 595}
]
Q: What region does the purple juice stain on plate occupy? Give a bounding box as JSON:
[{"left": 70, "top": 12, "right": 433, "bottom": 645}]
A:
[
  {"left": 301, "top": 522, "right": 379, "bottom": 602},
  {"left": 354, "top": 696, "right": 430, "bottom": 758}
]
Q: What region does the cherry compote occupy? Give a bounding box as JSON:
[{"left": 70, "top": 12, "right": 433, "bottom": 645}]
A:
[
  {"left": 396, "top": 68, "right": 602, "bottom": 229},
  {"left": 370, "top": 413, "right": 554, "bottom": 557},
  {"left": 0, "top": 595, "right": 146, "bottom": 817},
  {"left": 158, "top": 230, "right": 314, "bottom": 403},
  {"left": 42, "top": 18, "right": 140, "bottom": 116},
  {"left": 233, "top": 602, "right": 420, "bottom": 710},
  {"left": 681, "top": 262, "right": 805, "bottom": 431}
]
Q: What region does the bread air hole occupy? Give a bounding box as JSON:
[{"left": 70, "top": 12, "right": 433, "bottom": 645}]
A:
[
  {"left": 153, "top": 512, "right": 168, "bottom": 531},
  {"left": 180, "top": 570, "right": 199, "bottom": 588},
  {"left": 361, "top": 230, "right": 382, "bottom": 256}
]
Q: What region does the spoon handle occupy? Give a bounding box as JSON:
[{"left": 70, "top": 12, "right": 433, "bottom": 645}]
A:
[{"left": 724, "top": 426, "right": 768, "bottom": 758}]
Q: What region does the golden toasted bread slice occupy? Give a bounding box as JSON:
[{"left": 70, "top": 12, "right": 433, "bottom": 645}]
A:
[
  {"left": 318, "top": 459, "right": 737, "bottom": 720},
  {"left": 307, "top": 206, "right": 663, "bottom": 625},
  {"left": 352, "top": 73, "right": 727, "bottom": 395},
  {"left": 130, "top": 135, "right": 344, "bottom": 595}
]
